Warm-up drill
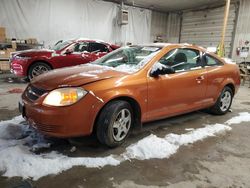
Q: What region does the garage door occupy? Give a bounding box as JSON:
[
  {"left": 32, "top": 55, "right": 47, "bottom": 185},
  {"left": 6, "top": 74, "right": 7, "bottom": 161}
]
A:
[{"left": 180, "top": 4, "right": 237, "bottom": 57}]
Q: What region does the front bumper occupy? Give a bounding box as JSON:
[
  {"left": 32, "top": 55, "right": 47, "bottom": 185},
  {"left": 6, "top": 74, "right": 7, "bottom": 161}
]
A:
[
  {"left": 20, "top": 87, "right": 103, "bottom": 138},
  {"left": 10, "top": 59, "right": 29, "bottom": 77}
]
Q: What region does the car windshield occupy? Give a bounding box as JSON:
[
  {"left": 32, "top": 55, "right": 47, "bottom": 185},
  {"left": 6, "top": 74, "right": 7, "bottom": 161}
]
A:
[
  {"left": 93, "top": 46, "right": 161, "bottom": 73},
  {"left": 51, "top": 40, "right": 72, "bottom": 51}
]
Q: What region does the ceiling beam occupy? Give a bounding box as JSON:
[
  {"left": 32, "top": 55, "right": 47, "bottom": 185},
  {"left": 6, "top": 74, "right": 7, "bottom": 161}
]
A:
[{"left": 102, "top": 0, "right": 239, "bottom": 13}]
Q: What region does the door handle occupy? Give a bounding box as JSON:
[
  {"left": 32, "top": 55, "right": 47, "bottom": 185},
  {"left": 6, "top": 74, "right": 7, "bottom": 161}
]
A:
[
  {"left": 196, "top": 76, "right": 204, "bottom": 83},
  {"left": 196, "top": 75, "right": 204, "bottom": 81}
]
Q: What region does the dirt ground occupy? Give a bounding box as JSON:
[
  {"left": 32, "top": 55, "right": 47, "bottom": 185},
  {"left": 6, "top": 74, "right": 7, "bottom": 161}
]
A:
[{"left": 0, "top": 73, "right": 250, "bottom": 188}]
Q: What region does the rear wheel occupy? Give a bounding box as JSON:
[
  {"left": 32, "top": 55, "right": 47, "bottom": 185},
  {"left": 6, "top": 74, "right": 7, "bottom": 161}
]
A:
[
  {"left": 96, "top": 100, "right": 133, "bottom": 147},
  {"left": 208, "top": 86, "right": 233, "bottom": 115},
  {"left": 28, "top": 62, "right": 52, "bottom": 80}
]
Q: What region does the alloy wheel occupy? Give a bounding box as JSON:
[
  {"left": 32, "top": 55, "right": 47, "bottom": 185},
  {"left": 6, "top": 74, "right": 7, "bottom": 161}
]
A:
[
  {"left": 31, "top": 65, "right": 50, "bottom": 78},
  {"left": 219, "top": 90, "right": 232, "bottom": 112},
  {"left": 112, "top": 109, "right": 131, "bottom": 142}
]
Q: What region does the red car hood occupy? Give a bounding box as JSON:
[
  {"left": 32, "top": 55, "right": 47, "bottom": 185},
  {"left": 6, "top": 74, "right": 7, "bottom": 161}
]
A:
[
  {"left": 12, "top": 49, "right": 54, "bottom": 57},
  {"left": 31, "top": 64, "right": 127, "bottom": 90}
]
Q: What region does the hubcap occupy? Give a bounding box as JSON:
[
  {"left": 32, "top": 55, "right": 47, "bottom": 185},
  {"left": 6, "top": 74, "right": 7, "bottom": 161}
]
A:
[
  {"left": 220, "top": 91, "right": 232, "bottom": 112},
  {"left": 112, "top": 109, "right": 131, "bottom": 142},
  {"left": 31, "top": 65, "right": 49, "bottom": 78}
]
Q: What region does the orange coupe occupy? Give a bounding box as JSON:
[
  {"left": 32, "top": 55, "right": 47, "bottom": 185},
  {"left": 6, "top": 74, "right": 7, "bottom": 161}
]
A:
[{"left": 19, "top": 43, "right": 241, "bottom": 147}]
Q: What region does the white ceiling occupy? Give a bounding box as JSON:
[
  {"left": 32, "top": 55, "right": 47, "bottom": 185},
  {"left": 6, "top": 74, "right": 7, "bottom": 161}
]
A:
[{"left": 106, "top": 0, "right": 227, "bottom": 12}]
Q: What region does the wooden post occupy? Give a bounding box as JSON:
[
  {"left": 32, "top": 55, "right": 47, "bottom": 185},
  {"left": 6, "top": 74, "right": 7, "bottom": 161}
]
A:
[{"left": 218, "top": 0, "right": 231, "bottom": 57}]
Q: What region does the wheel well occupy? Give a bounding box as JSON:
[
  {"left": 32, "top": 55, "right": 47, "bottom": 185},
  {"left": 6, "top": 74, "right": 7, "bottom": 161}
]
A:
[
  {"left": 225, "top": 83, "right": 235, "bottom": 96},
  {"left": 93, "top": 96, "right": 142, "bottom": 133},
  {"left": 27, "top": 60, "right": 53, "bottom": 75}
]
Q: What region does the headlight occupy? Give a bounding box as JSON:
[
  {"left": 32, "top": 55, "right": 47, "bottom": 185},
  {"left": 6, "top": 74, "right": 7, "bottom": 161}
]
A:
[
  {"left": 43, "top": 87, "right": 87, "bottom": 106},
  {"left": 15, "top": 55, "right": 31, "bottom": 60}
]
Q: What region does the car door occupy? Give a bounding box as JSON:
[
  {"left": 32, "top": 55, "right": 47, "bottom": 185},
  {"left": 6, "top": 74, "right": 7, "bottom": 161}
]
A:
[
  {"left": 53, "top": 42, "right": 92, "bottom": 68},
  {"left": 147, "top": 48, "right": 207, "bottom": 121},
  {"left": 203, "top": 53, "right": 225, "bottom": 105}
]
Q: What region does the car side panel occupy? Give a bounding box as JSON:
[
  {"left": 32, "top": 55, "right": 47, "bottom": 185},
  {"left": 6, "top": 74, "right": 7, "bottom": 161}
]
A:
[
  {"left": 204, "top": 63, "right": 240, "bottom": 106},
  {"left": 147, "top": 69, "right": 208, "bottom": 121}
]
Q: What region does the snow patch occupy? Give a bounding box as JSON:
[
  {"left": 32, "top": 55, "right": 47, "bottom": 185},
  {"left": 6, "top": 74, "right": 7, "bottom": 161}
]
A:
[
  {"left": 185, "top": 128, "right": 194, "bottom": 131},
  {"left": 114, "top": 64, "right": 139, "bottom": 74},
  {"left": 0, "top": 112, "right": 249, "bottom": 180},
  {"left": 151, "top": 62, "right": 166, "bottom": 73},
  {"left": 223, "top": 58, "right": 236, "bottom": 64},
  {"left": 124, "top": 134, "right": 179, "bottom": 160},
  {"left": 0, "top": 146, "right": 120, "bottom": 180},
  {"left": 0, "top": 117, "right": 120, "bottom": 180},
  {"left": 124, "top": 124, "right": 230, "bottom": 160},
  {"left": 225, "top": 112, "right": 250, "bottom": 125},
  {"left": 0, "top": 116, "right": 25, "bottom": 139},
  {"left": 165, "top": 124, "right": 231, "bottom": 146}
]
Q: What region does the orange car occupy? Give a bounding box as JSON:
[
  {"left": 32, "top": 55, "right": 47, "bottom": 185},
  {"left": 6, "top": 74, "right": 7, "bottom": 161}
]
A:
[{"left": 19, "top": 43, "right": 241, "bottom": 147}]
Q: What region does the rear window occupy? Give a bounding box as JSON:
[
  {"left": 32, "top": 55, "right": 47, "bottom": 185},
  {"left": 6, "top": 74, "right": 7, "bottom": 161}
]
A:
[{"left": 204, "top": 54, "right": 223, "bottom": 66}]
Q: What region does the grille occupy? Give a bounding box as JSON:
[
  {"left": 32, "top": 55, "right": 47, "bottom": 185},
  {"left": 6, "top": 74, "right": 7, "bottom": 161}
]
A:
[
  {"left": 26, "top": 85, "right": 46, "bottom": 101},
  {"left": 36, "top": 123, "right": 62, "bottom": 133}
]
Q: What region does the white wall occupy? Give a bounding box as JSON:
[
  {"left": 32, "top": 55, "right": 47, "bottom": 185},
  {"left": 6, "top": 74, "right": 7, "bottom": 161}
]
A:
[
  {"left": 150, "top": 11, "right": 181, "bottom": 43},
  {"left": 0, "top": 0, "right": 152, "bottom": 47},
  {"left": 122, "top": 6, "right": 152, "bottom": 45}
]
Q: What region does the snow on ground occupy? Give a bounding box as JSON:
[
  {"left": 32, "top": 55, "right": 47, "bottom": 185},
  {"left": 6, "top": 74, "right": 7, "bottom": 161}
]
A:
[
  {"left": 124, "top": 134, "right": 179, "bottom": 160},
  {"left": 225, "top": 112, "right": 250, "bottom": 125},
  {"left": 165, "top": 124, "right": 231, "bottom": 146},
  {"left": 0, "top": 117, "right": 120, "bottom": 180},
  {"left": 0, "top": 112, "right": 250, "bottom": 180},
  {"left": 123, "top": 124, "right": 231, "bottom": 160}
]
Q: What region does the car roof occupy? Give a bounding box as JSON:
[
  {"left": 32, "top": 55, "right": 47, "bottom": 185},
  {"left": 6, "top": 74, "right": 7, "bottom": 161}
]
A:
[
  {"left": 75, "top": 38, "right": 107, "bottom": 43},
  {"left": 141, "top": 43, "right": 201, "bottom": 48},
  {"left": 147, "top": 43, "right": 209, "bottom": 52}
]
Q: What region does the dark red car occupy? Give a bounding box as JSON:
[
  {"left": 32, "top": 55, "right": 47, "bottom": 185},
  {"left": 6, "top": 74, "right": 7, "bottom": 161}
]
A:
[{"left": 10, "top": 39, "right": 119, "bottom": 80}]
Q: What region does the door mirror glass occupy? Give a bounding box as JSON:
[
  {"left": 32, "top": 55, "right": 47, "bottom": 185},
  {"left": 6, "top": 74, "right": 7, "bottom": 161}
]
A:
[{"left": 150, "top": 62, "right": 175, "bottom": 77}]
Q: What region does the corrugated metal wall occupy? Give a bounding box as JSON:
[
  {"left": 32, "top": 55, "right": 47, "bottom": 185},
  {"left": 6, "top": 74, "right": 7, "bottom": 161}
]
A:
[
  {"left": 232, "top": 0, "right": 250, "bottom": 62},
  {"left": 180, "top": 4, "right": 237, "bottom": 57},
  {"left": 151, "top": 11, "right": 181, "bottom": 43}
]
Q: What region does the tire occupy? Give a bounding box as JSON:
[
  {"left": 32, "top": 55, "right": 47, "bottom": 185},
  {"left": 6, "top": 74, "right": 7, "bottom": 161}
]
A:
[
  {"left": 96, "top": 100, "right": 133, "bottom": 147},
  {"left": 28, "top": 62, "right": 52, "bottom": 80},
  {"left": 208, "top": 86, "right": 233, "bottom": 115}
]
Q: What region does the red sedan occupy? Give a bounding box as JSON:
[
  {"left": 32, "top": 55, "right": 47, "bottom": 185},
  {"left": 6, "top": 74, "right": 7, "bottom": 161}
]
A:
[{"left": 10, "top": 39, "right": 119, "bottom": 80}]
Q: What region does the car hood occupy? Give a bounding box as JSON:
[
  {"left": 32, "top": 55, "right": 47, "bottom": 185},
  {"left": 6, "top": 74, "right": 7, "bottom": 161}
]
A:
[
  {"left": 12, "top": 49, "right": 54, "bottom": 57},
  {"left": 31, "top": 64, "right": 128, "bottom": 90}
]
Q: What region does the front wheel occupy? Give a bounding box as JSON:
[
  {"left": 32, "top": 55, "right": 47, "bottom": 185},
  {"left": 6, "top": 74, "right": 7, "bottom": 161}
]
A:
[
  {"left": 28, "top": 62, "right": 52, "bottom": 80},
  {"left": 208, "top": 86, "right": 233, "bottom": 115},
  {"left": 96, "top": 100, "right": 133, "bottom": 147}
]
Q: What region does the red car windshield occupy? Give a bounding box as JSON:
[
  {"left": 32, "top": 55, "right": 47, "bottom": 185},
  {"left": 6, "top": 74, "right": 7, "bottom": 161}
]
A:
[{"left": 52, "top": 40, "right": 73, "bottom": 51}]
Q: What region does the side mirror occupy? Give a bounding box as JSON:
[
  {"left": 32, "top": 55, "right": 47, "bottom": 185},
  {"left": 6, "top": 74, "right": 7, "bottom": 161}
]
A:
[
  {"left": 150, "top": 63, "right": 175, "bottom": 77},
  {"left": 64, "top": 48, "right": 73, "bottom": 55}
]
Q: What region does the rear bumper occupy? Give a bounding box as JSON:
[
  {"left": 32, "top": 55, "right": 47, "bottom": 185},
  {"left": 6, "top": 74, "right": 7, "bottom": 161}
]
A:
[{"left": 21, "top": 89, "right": 103, "bottom": 138}]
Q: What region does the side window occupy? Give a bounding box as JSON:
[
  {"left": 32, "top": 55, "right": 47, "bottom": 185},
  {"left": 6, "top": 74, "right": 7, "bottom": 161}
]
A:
[
  {"left": 159, "top": 48, "right": 202, "bottom": 72},
  {"left": 204, "top": 55, "right": 223, "bottom": 66},
  {"left": 73, "top": 42, "right": 89, "bottom": 53},
  {"left": 89, "top": 43, "right": 109, "bottom": 53}
]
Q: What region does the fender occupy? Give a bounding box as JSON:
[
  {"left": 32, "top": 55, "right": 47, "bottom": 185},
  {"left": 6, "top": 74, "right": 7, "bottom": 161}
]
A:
[
  {"left": 88, "top": 89, "right": 145, "bottom": 133},
  {"left": 214, "top": 78, "right": 236, "bottom": 102}
]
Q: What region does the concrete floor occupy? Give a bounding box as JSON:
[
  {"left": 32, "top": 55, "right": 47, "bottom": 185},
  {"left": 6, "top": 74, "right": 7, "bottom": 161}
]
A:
[{"left": 0, "top": 73, "right": 250, "bottom": 188}]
